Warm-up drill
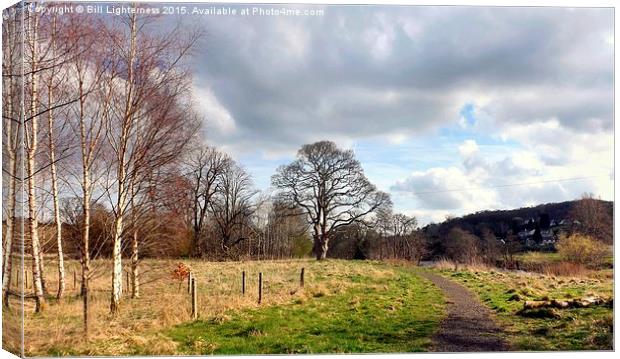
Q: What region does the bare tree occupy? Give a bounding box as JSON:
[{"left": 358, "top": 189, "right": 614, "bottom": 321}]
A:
[
  {"left": 185, "top": 146, "right": 231, "bottom": 257},
  {"left": 444, "top": 227, "right": 479, "bottom": 270},
  {"left": 272, "top": 141, "right": 391, "bottom": 260},
  {"left": 102, "top": 12, "right": 199, "bottom": 313},
  {"left": 61, "top": 11, "right": 113, "bottom": 336},
  {"left": 2, "top": 6, "right": 22, "bottom": 308},
  {"left": 569, "top": 193, "right": 613, "bottom": 244},
  {"left": 41, "top": 13, "right": 73, "bottom": 301},
  {"left": 23, "top": 8, "right": 46, "bottom": 312},
  {"left": 210, "top": 162, "right": 259, "bottom": 255}
]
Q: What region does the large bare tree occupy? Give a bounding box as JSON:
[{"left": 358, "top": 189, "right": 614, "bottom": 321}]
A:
[{"left": 272, "top": 141, "right": 391, "bottom": 260}]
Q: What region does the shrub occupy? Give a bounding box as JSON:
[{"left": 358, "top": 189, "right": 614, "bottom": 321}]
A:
[
  {"left": 556, "top": 234, "right": 609, "bottom": 268},
  {"left": 171, "top": 262, "right": 191, "bottom": 289}
]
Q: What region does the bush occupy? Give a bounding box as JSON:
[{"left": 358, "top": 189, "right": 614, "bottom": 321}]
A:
[{"left": 556, "top": 234, "right": 609, "bottom": 268}]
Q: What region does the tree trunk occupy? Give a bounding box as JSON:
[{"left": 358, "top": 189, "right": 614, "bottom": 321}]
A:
[
  {"left": 47, "top": 20, "right": 65, "bottom": 300},
  {"left": 25, "top": 12, "right": 45, "bottom": 312},
  {"left": 38, "top": 243, "right": 47, "bottom": 295},
  {"left": 79, "top": 87, "right": 92, "bottom": 336},
  {"left": 27, "top": 152, "right": 45, "bottom": 312},
  {"left": 2, "top": 140, "right": 17, "bottom": 307},
  {"left": 110, "top": 213, "right": 124, "bottom": 314},
  {"left": 131, "top": 228, "right": 139, "bottom": 298},
  {"left": 2, "top": 0, "right": 19, "bottom": 309},
  {"left": 130, "top": 180, "right": 139, "bottom": 299},
  {"left": 314, "top": 234, "right": 329, "bottom": 260},
  {"left": 81, "top": 186, "right": 91, "bottom": 337}
]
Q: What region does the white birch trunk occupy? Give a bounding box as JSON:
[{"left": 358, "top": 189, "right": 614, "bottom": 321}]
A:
[
  {"left": 47, "top": 88, "right": 65, "bottom": 300},
  {"left": 2, "top": 131, "right": 17, "bottom": 307},
  {"left": 130, "top": 180, "right": 139, "bottom": 299},
  {"left": 110, "top": 201, "right": 124, "bottom": 313},
  {"left": 110, "top": 12, "right": 137, "bottom": 314},
  {"left": 25, "top": 12, "right": 45, "bottom": 312},
  {"left": 2, "top": 90, "right": 17, "bottom": 306}
]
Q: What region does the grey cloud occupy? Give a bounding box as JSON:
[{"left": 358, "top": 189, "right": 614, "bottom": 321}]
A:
[{"left": 190, "top": 5, "right": 613, "bottom": 155}]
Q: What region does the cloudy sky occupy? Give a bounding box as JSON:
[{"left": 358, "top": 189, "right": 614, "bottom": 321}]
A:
[{"left": 187, "top": 4, "right": 613, "bottom": 224}]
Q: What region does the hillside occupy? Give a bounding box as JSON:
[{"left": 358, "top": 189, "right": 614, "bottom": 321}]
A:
[{"left": 422, "top": 199, "right": 613, "bottom": 239}]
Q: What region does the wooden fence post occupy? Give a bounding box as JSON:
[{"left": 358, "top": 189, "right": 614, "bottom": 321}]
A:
[
  {"left": 242, "top": 271, "right": 246, "bottom": 295},
  {"left": 188, "top": 272, "right": 192, "bottom": 294},
  {"left": 300, "top": 268, "right": 305, "bottom": 288},
  {"left": 258, "top": 272, "right": 263, "bottom": 304},
  {"left": 125, "top": 270, "right": 129, "bottom": 290},
  {"left": 25, "top": 270, "right": 28, "bottom": 289},
  {"left": 73, "top": 270, "right": 77, "bottom": 290},
  {"left": 191, "top": 278, "right": 197, "bottom": 320}
]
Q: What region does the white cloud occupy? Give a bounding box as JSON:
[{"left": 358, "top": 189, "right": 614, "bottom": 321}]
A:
[
  {"left": 193, "top": 85, "right": 237, "bottom": 136},
  {"left": 458, "top": 140, "right": 479, "bottom": 158}
]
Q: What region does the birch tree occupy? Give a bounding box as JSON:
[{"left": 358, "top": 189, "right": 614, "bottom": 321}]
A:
[
  {"left": 23, "top": 8, "right": 46, "bottom": 312},
  {"left": 103, "top": 12, "right": 199, "bottom": 313},
  {"left": 2, "top": 7, "right": 22, "bottom": 307},
  {"left": 42, "top": 14, "right": 71, "bottom": 300},
  {"left": 63, "top": 12, "right": 112, "bottom": 336}
]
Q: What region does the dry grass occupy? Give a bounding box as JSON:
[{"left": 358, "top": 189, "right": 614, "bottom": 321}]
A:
[
  {"left": 6, "top": 258, "right": 398, "bottom": 356},
  {"left": 431, "top": 258, "right": 494, "bottom": 272},
  {"left": 540, "top": 261, "right": 589, "bottom": 277}
]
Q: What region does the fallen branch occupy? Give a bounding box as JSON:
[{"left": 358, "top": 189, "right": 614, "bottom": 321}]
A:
[{"left": 523, "top": 296, "right": 612, "bottom": 310}]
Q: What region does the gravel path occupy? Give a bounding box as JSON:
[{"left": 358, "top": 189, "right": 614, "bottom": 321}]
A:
[{"left": 418, "top": 271, "right": 510, "bottom": 352}]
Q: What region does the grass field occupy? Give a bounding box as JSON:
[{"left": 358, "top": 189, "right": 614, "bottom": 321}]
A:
[
  {"left": 432, "top": 263, "right": 613, "bottom": 350},
  {"left": 3, "top": 256, "right": 614, "bottom": 355},
  {"left": 5, "top": 259, "right": 445, "bottom": 356}
]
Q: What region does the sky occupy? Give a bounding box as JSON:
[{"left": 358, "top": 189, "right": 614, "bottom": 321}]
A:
[{"left": 186, "top": 4, "right": 614, "bottom": 225}]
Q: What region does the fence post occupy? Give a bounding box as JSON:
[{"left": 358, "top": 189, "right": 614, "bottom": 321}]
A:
[
  {"left": 25, "top": 270, "right": 28, "bottom": 289},
  {"left": 125, "top": 270, "right": 130, "bottom": 290},
  {"left": 191, "top": 278, "right": 197, "bottom": 320},
  {"left": 73, "top": 270, "right": 77, "bottom": 290},
  {"left": 258, "top": 272, "right": 263, "bottom": 304},
  {"left": 242, "top": 271, "right": 246, "bottom": 295},
  {"left": 188, "top": 272, "right": 192, "bottom": 294},
  {"left": 300, "top": 268, "right": 305, "bottom": 288}
]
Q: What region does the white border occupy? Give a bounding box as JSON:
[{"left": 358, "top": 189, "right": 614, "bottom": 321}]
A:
[{"left": 0, "top": 1, "right": 616, "bottom": 359}]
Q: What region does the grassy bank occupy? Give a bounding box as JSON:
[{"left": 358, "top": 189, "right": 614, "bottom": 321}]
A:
[
  {"left": 433, "top": 265, "right": 613, "bottom": 350},
  {"left": 11, "top": 259, "right": 444, "bottom": 356},
  {"left": 167, "top": 263, "right": 444, "bottom": 354}
]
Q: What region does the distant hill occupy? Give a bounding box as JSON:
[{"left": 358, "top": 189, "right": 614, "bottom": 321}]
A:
[{"left": 422, "top": 199, "right": 613, "bottom": 239}]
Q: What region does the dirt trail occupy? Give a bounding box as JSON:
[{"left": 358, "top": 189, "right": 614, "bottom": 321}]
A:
[{"left": 418, "top": 271, "right": 510, "bottom": 352}]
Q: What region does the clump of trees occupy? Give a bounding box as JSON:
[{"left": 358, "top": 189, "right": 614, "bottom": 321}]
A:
[{"left": 1, "top": 5, "right": 203, "bottom": 334}]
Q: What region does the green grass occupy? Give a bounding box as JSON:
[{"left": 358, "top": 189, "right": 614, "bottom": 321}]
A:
[
  {"left": 166, "top": 264, "right": 445, "bottom": 354},
  {"left": 515, "top": 250, "right": 614, "bottom": 269},
  {"left": 434, "top": 268, "right": 613, "bottom": 350},
  {"left": 514, "top": 251, "right": 563, "bottom": 265}
]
